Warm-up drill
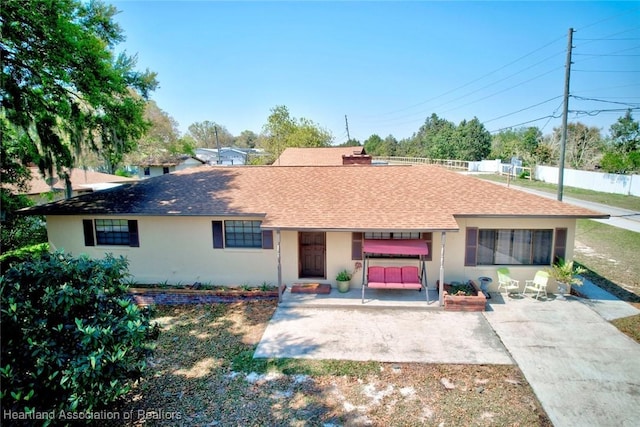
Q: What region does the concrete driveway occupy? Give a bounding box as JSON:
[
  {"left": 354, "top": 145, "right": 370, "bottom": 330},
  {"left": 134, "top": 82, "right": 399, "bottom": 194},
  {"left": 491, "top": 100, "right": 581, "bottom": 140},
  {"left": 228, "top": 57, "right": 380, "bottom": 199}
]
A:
[
  {"left": 255, "top": 306, "right": 513, "bottom": 364},
  {"left": 255, "top": 284, "right": 640, "bottom": 426}
]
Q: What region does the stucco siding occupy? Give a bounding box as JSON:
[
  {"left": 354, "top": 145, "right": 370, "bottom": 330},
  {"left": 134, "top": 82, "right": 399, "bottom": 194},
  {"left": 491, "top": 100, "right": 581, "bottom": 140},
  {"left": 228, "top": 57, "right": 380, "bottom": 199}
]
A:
[
  {"left": 45, "top": 215, "right": 577, "bottom": 292},
  {"left": 452, "top": 217, "right": 576, "bottom": 292},
  {"left": 46, "top": 215, "right": 277, "bottom": 286}
]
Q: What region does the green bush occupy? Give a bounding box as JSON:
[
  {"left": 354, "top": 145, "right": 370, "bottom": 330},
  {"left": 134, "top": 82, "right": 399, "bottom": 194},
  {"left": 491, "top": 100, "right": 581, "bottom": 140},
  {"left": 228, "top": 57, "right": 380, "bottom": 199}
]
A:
[{"left": 0, "top": 251, "right": 159, "bottom": 423}]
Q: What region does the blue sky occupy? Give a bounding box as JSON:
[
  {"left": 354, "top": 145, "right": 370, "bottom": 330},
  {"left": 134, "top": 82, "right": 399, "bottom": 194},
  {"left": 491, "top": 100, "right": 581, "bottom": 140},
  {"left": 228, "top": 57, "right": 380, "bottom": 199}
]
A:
[{"left": 111, "top": 1, "right": 640, "bottom": 143}]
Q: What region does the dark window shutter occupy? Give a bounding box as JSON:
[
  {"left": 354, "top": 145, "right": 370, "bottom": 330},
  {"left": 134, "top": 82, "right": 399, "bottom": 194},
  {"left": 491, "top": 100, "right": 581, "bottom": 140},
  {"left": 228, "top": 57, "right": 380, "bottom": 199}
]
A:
[
  {"left": 421, "top": 232, "right": 433, "bottom": 261},
  {"left": 128, "top": 220, "right": 140, "bottom": 247},
  {"left": 83, "top": 220, "right": 95, "bottom": 247},
  {"left": 352, "top": 232, "right": 363, "bottom": 260},
  {"left": 465, "top": 227, "right": 478, "bottom": 266},
  {"left": 212, "top": 221, "right": 224, "bottom": 249},
  {"left": 553, "top": 228, "right": 568, "bottom": 263},
  {"left": 262, "top": 230, "right": 274, "bottom": 249}
]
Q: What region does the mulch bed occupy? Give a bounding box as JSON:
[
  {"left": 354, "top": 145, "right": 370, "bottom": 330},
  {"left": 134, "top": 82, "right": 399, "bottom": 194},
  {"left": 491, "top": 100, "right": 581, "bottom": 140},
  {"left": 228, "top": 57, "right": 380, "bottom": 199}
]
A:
[{"left": 128, "top": 287, "right": 281, "bottom": 306}]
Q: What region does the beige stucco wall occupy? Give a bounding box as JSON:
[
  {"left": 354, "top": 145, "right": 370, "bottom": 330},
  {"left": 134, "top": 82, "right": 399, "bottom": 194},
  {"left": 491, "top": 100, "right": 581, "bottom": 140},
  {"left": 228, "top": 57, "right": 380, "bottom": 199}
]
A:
[
  {"left": 45, "top": 215, "right": 576, "bottom": 292},
  {"left": 46, "top": 215, "right": 277, "bottom": 286}
]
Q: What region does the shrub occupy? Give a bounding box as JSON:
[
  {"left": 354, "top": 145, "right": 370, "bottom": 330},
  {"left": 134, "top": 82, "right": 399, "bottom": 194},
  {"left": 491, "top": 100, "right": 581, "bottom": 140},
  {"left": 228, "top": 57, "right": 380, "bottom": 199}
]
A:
[{"left": 0, "top": 251, "right": 159, "bottom": 422}]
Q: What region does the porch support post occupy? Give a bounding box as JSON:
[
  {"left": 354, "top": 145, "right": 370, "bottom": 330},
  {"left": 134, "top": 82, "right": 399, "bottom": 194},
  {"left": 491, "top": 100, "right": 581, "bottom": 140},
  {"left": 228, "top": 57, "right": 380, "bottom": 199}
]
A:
[
  {"left": 439, "top": 231, "right": 446, "bottom": 306},
  {"left": 276, "top": 229, "right": 283, "bottom": 304}
]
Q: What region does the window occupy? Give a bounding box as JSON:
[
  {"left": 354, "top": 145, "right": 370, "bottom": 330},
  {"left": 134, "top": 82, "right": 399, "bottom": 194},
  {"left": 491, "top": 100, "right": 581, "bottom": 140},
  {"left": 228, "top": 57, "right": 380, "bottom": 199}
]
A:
[
  {"left": 355, "top": 232, "right": 432, "bottom": 260},
  {"left": 143, "top": 167, "right": 150, "bottom": 176},
  {"left": 470, "top": 228, "right": 553, "bottom": 266},
  {"left": 83, "top": 219, "right": 139, "bottom": 247},
  {"left": 162, "top": 167, "right": 170, "bottom": 174},
  {"left": 211, "top": 220, "right": 273, "bottom": 249}
]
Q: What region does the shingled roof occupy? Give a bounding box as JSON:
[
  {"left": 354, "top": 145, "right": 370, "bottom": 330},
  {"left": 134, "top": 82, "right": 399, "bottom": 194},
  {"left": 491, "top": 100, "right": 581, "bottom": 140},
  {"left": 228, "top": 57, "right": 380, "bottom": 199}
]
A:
[
  {"left": 275, "top": 146, "right": 367, "bottom": 166},
  {"left": 4, "top": 167, "right": 136, "bottom": 195},
  {"left": 21, "top": 165, "right": 607, "bottom": 231}
]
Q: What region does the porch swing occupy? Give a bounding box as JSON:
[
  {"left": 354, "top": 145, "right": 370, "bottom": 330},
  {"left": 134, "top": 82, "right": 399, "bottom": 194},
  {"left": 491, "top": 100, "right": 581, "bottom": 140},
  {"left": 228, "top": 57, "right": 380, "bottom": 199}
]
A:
[{"left": 360, "top": 239, "right": 430, "bottom": 304}]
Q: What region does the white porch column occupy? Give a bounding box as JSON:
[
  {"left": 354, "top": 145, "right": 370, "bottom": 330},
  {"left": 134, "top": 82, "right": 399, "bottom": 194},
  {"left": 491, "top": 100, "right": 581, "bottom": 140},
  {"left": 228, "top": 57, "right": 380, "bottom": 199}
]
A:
[
  {"left": 276, "top": 229, "right": 282, "bottom": 303},
  {"left": 439, "top": 231, "right": 446, "bottom": 306}
]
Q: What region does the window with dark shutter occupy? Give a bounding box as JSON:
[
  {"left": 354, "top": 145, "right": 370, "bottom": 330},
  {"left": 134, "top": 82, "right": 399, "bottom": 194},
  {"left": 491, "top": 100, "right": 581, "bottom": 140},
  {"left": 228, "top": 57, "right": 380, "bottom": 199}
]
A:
[
  {"left": 262, "top": 230, "right": 274, "bottom": 249},
  {"left": 421, "top": 232, "right": 433, "bottom": 261},
  {"left": 128, "top": 220, "right": 139, "bottom": 247},
  {"left": 465, "top": 227, "right": 478, "bottom": 266},
  {"left": 83, "top": 219, "right": 95, "bottom": 246},
  {"left": 352, "top": 232, "right": 363, "bottom": 260},
  {"left": 212, "top": 221, "right": 224, "bottom": 249},
  {"left": 553, "top": 228, "right": 568, "bottom": 263}
]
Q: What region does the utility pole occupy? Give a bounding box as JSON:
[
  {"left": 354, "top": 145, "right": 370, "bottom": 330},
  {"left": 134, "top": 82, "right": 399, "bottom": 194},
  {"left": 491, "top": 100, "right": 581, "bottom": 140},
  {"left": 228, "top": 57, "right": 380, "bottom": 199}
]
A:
[
  {"left": 345, "top": 115, "right": 351, "bottom": 142},
  {"left": 558, "top": 28, "right": 574, "bottom": 201},
  {"left": 214, "top": 125, "right": 221, "bottom": 164}
]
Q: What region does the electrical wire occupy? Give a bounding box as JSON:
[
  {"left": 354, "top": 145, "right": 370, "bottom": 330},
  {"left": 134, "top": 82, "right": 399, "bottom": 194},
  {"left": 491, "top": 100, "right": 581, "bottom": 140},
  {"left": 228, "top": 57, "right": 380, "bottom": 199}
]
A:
[{"left": 483, "top": 96, "right": 564, "bottom": 124}]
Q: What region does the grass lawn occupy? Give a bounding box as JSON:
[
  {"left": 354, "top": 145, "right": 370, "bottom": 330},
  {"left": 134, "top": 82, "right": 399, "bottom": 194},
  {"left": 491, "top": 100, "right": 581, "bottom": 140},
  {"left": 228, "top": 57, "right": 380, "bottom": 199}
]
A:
[
  {"left": 476, "top": 174, "right": 640, "bottom": 211},
  {"left": 111, "top": 302, "right": 551, "bottom": 426}
]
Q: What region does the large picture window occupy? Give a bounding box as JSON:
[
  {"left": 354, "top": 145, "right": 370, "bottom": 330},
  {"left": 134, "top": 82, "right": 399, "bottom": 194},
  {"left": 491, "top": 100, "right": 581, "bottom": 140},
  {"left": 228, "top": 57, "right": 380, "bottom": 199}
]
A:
[{"left": 476, "top": 229, "right": 552, "bottom": 265}]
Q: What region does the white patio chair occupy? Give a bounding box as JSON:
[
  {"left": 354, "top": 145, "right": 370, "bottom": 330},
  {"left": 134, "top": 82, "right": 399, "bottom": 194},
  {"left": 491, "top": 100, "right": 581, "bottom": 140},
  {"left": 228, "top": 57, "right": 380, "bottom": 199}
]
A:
[
  {"left": 522, "top": 270, "right": 549, "bottom": 300},
  {"left": 497, "top": 268, "right": 520, "bottom": 296}
]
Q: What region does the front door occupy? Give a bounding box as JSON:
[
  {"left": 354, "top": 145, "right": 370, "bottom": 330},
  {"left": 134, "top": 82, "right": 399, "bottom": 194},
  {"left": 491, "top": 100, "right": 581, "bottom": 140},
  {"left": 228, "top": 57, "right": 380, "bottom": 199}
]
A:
[{"left": 299, "top": 232, "right": 326, "bottom": 278}]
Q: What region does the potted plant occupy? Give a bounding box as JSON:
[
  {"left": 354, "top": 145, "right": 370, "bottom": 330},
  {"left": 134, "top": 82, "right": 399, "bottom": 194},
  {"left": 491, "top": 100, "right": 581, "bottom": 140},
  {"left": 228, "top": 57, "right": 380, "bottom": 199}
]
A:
[
  {"left": 547, "top": 258, "right": 586, "bottom": 297},
  {"left": 335, "top": 262, "right": 362, "bottom": 293},
  {"left": 335, "top": 269, "right": 352, "bottom": 293}
]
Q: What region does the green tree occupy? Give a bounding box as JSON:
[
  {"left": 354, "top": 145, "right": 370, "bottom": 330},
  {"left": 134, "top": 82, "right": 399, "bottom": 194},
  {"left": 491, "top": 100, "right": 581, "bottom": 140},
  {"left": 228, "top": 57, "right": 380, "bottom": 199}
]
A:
[
  {"left": 490, "top": 126, "right": 543, "bottom": 165},
  {"left": 235, "top": 130, "right": 259, "bottom": 149},
  {"left": 1, "top": 251, "right": 159, "bottom": 419},
  {"left": 610, "top": 110, "right": 639, "bottom": 153},
  {"left": 125, "top": 100, "right": 193, "bottom": 164},
  {"left": 363, "top": 134, "right": 384, "bottom": 155},
  {"left": 456, "top": 117, "right": 492, "bottom": 161},
  {"left": 261, "top": 105, "right": 333, "bottom": 161},
  {"left": 1, "top": 0, "right": 157, "bottom": 182},
  {"left": 549, "top": 122, "right": 603, "bottom": 169},
  {"left": 600, "top": 111, "right": 640, "bottom": 174},
  {"left": 407, "top": 113, "right": 456, "bottom": 159},
  {"left": 188, "top": 121, "right": 234, "bottom": 148}
]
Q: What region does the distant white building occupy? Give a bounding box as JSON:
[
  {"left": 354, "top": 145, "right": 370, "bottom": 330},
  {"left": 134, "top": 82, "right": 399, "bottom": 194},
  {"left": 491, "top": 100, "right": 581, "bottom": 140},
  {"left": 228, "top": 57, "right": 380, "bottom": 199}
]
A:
[
  {"left": 135, "top": 155, "right": 206, "bottom": 179},
  {"left": 195, "top": 147, "right": 264, "bottom": 166}
]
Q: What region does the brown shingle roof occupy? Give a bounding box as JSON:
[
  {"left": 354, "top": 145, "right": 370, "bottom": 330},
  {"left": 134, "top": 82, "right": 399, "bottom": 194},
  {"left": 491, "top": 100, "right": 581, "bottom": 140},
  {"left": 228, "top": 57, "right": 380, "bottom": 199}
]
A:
[
  {"left": 21, "top": 165, "right": 607, "bottom": 231},
  {"left": 6, "top": 167, "right": 136, "bottom": 195},
  {"left": 275, "top": 147, "right": 367, "bottom": 166}
]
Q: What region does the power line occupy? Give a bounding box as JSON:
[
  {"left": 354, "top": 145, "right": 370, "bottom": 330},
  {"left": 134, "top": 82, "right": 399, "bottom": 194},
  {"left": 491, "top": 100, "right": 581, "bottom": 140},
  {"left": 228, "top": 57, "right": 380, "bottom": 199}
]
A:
[
  {"left": 488, "top": 114, "right": 562, "bottom": 134},
  {"left": 358, "top": 34, "right": 567, "bottom": 120},
  {"left": 483, "top": 96, "right": 564, "bottom": 124},
  {"left": 571, "top": 95, "right": 640, "bottom": 107}
]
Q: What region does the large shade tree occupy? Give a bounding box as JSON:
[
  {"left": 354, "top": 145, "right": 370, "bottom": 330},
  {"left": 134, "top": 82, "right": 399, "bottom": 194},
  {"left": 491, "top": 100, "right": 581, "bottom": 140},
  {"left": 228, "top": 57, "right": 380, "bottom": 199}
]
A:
[
  {"left": 261, "top": 105, "right": 333, "bottom": 162},
  {"left": 1, "top": 0, "right": 157, "bottom": 189}
]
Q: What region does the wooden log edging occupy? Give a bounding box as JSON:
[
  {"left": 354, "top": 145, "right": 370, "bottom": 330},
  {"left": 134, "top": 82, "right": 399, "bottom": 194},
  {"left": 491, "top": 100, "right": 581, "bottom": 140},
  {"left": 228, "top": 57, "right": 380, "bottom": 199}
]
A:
[{"left": 128, "top": 287, "right": 281, "bottom": 306}]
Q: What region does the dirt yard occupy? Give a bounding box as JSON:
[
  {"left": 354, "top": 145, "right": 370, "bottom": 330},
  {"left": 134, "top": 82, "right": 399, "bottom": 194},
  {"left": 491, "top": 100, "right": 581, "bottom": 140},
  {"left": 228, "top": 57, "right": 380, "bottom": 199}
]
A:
[{"left": 110, "top": 302, "right": 551, "bottom": 426}]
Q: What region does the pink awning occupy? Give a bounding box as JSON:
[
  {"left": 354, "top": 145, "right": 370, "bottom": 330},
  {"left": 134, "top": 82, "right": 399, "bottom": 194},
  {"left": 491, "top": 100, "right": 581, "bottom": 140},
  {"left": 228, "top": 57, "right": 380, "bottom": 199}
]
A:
[{"left": 363, "top": 239, "right": 429, "bottom": 256}]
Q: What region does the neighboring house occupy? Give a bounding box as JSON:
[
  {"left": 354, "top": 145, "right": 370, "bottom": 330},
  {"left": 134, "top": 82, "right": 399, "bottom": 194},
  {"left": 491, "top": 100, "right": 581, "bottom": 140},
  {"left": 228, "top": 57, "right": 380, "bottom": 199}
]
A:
[
  {"left": 136, "top": 155, "right": 206, "bottom": 179},
  {"left": 21, "top": 165, "right": 607, "bottom": 300},
  {"left": 5, "top": 167, "right": 136, "bottom": 205},
  {"left": 275, "top": 146, "right": 372, "bottom": 166},
  {"left": 195, "top": 147, "right": 263, "bottom": 165}
]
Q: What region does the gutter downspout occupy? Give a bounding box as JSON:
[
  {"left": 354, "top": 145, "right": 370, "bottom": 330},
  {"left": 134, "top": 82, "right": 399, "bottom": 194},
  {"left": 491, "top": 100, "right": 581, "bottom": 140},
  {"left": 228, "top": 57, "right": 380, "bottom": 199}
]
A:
[{"left": 439, "top": 232, "right": 446, "bottom": 306}]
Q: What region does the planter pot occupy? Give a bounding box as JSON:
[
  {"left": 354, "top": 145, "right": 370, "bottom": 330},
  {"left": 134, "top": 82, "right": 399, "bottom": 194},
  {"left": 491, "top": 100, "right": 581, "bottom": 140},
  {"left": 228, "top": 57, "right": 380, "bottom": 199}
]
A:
[
  {"left": 336, "top": 280, "right": 350, "bottom": 293},
  {"left": 557, "top": 282, "right": 570, "bottom": 299}
]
